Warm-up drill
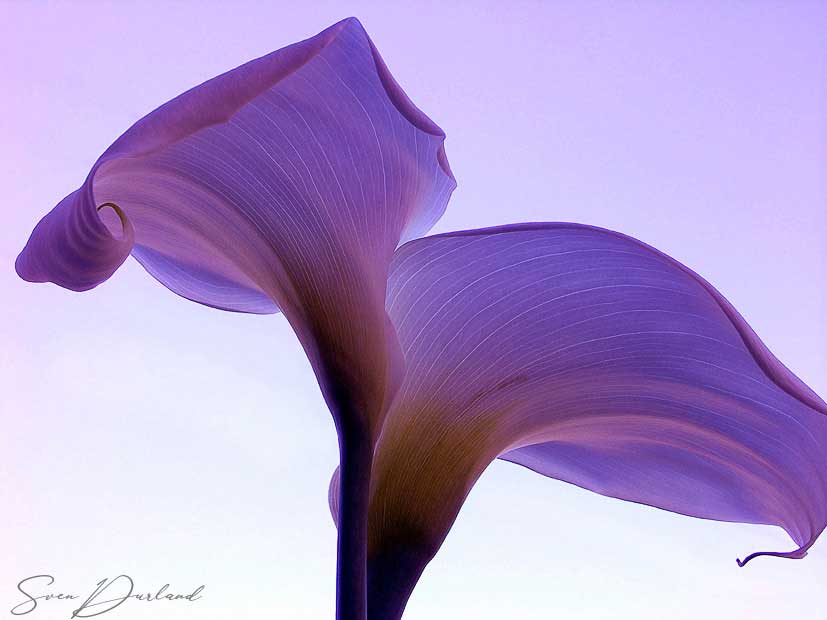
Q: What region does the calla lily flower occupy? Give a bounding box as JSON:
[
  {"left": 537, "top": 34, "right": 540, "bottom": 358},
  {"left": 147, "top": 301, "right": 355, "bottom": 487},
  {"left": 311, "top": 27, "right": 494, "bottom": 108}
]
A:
[
  {"left": 329, "top": 223, "right": 827, "bottom": 619},
  {"left": 17, "top": 16, "right": 827, "bottom": 620},
  {"left": 16, "top": 17, "right": 454, "bottom": 620}
]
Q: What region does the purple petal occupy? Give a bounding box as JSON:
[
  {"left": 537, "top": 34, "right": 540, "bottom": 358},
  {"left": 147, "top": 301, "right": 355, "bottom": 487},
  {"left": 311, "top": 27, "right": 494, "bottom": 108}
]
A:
[
  {"left": 360, "top": 222, "right": 827, "bottom": 617},
  {"left": 16, "top": 17, "right": 455, "bottom": 430}
]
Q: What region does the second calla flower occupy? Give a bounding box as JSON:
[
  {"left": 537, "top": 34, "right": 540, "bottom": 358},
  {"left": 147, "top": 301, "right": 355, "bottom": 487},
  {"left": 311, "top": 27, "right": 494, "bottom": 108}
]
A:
[{"left": 329, "top": 223, "right": 827, "bottom": 618}]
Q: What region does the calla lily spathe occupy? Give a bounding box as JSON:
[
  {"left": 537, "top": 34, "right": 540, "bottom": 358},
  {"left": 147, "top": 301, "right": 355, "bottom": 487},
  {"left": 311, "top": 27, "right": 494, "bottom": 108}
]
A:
[{"left": 328, "top": 223, "right": 827, "bottom": 619}]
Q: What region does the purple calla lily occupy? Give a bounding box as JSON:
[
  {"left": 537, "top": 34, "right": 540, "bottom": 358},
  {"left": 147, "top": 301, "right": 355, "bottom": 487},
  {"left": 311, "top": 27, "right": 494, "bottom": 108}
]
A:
[
  {"left": 17, "top": 16, "right": 827, "bottom": 620},
  {"left": 16, "top": 18, "right": 454, "bottom": 620},
  {"left": 328, "top": 223, "right": 827, "bottom": 619}
]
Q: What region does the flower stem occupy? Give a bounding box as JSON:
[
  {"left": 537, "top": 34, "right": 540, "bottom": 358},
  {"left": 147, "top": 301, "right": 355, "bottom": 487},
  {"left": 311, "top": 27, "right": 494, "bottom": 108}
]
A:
[{"left": 335, "top": 427, "right": 373, "bottom": 620}]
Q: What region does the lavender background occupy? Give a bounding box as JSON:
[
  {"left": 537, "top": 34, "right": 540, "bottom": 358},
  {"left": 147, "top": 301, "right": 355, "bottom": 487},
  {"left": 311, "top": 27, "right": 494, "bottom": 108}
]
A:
[{"left": 2, "top": 2, "right": 825, "bottom": 618}]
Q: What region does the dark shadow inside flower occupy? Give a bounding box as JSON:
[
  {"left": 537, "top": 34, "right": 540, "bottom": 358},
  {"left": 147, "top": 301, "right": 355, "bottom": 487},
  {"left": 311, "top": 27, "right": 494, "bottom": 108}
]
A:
[{"left": 96, "top": 203, "right": 128, "bottom": 240}]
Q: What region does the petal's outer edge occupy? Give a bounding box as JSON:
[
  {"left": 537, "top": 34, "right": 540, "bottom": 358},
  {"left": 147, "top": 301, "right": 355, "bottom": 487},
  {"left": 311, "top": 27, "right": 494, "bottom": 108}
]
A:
[
  {"left": 364, "top": 31, "right": 455, "bottom": 179},
  {"left": 414, "top": 222, "right": 827, "bottom": 416},
  {"left": 100, "top": 19, "right": 355, "bottom": 162},
  {"left": 131, "top": 245, "right": 278, "bottom": 314},
  {"left": 363, "top": 27, "right": 455, "bottom": 245},
  {"left": 500, "top": 450, "right": 822, "bottom": 568}
]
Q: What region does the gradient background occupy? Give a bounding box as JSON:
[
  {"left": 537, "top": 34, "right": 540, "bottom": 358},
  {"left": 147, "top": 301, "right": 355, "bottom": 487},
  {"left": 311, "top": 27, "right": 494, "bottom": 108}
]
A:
[{"left": 2, "top": 2, "right": 825, "bottom": 618}]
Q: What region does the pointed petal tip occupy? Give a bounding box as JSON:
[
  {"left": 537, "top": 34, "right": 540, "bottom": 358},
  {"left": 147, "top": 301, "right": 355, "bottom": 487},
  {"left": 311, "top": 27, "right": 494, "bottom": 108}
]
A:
[
  {"left": 737, "top": 547, "right": 808, "bottom": 567},
  {"left": 337, "top": 16, "right": 364, "bottom": 29}
]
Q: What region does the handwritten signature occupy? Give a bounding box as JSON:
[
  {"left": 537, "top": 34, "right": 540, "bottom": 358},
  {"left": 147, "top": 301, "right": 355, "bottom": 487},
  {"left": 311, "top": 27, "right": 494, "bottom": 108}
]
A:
[{"left": 11, "top": 575, "right": 204, "bottom": 618}]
